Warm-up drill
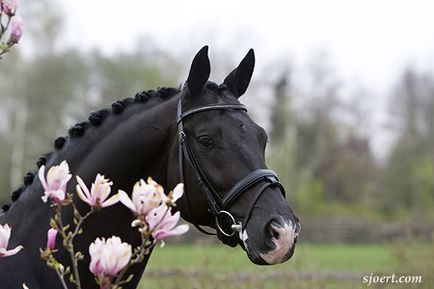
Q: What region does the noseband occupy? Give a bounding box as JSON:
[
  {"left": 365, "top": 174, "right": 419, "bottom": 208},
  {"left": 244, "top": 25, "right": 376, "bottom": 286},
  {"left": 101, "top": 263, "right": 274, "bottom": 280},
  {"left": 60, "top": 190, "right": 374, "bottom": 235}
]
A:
[{"left": 177, "top": 97, "right": 286, "bottom": 242}]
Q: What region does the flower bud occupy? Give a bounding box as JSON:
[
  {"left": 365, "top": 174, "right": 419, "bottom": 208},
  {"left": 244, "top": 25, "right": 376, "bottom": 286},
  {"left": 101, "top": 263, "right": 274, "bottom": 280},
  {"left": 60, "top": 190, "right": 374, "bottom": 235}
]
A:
[
  {"left": 47, "top": 228, "right": 58, "bottom": 250},
  {"left": 8, "top": 16, "right": 24, "bottom": 44},
  {"left": 1, "top": 0, "right": 19, "bottom": 16}
]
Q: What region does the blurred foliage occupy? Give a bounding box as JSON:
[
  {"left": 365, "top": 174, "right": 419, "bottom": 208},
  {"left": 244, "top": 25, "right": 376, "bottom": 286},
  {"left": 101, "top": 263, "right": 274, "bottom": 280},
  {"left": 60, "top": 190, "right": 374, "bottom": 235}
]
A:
[
  {"left": 0, "top": 0, "right": 180, "bottom": 200},
  {"left": 391, "top": 239, "right": 434, "bottom": 289},
  {"left": 0, "top": 46, "right": 179, "bottom": 199},
  {"left": 379, "top": 69, "right": 434, "bottom": 217},
  {"left": 268, "top": 63, "right": 434, "bottom": 221}
]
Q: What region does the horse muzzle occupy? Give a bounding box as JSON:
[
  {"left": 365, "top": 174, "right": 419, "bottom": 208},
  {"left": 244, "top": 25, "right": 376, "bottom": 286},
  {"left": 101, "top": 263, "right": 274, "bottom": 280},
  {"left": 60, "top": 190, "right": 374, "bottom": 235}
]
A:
[{"left": 245, "top": 217, "right": 300, "bottom": 265}]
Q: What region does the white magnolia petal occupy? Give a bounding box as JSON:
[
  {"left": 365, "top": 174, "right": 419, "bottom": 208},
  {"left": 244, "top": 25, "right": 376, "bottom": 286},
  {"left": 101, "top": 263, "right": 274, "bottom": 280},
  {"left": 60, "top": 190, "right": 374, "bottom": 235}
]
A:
[
  {"left": 38, "top": 165, "right": 48, "bottom": 192},
  {"left": 101, "top": 193, "right": 120, "bottom": 208},
  {"left": 76, "top": 185, "right": 92, "bottom": 206},
  {"left": 41, "top": 193, "right": 49, "bottom": 203},
  {"left": 2, "top": 245, "right": 23, "bottom": 257},
  {"left": 0, "top": 224, "right": 11, "bottom": 249},
  {"left": 76, "top": 176, "right": 91, "bottom": 199},
  {"left": 118, "top": 190, "right": 137, "bottom": 214},
  {"left": 171, "top": 183, "right": 184, "bottom": 202},
  {"left": 169, "top": 224, "right": 189, "bottom": 235}
]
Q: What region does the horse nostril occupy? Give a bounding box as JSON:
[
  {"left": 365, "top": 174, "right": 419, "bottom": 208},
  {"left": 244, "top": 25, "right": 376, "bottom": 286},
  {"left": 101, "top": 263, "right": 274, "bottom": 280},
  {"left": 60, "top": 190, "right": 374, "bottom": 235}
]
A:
[
  {"left": 267, "top": 220, "right": 282, "bottom": 240},
  {"left": 270, "top": 226, "right": 280, "bottom": 240}
]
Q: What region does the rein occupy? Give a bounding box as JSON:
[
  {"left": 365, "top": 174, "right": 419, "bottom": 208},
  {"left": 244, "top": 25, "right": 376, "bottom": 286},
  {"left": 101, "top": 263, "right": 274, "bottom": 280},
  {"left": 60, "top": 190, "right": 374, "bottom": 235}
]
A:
[{"left": 177, "top": 97, "right": 286, "bottom": 241}]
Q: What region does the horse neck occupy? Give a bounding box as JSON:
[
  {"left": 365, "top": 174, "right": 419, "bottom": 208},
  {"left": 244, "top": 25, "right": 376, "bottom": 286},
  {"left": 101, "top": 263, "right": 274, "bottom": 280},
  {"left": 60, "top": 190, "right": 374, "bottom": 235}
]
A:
[
  {"left": 72, "top": 98, "right": 179, "bottom": 188},
  {"left": 0, "top": 96, "right": 180, "bottom": 289}
]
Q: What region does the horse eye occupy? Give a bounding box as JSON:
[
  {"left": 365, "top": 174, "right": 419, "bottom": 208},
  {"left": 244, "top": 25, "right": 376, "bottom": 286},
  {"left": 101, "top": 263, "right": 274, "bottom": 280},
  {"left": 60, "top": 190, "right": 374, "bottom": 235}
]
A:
[{"left": 198, "top": 136, "right": 214, "bottom": 148}]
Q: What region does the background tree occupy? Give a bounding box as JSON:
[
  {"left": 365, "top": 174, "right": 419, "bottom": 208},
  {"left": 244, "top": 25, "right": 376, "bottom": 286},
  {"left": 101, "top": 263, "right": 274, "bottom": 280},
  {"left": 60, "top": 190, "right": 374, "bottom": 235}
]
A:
[{"left": 380, "top": 68, "right": 434, "bottom": 215}]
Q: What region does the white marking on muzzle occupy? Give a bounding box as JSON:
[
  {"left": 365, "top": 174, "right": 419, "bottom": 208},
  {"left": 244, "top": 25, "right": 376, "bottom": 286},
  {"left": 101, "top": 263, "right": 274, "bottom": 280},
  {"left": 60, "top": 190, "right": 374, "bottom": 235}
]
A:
[{"left": 259, "top": 221, "right": 296, "bottom": 265}]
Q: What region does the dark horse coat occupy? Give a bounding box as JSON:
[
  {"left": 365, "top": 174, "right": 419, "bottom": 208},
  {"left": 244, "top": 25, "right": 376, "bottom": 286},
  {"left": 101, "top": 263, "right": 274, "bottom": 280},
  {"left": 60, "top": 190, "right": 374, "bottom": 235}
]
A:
[{"left": 0, "top": 47, "right": 299, "bottom": 289}]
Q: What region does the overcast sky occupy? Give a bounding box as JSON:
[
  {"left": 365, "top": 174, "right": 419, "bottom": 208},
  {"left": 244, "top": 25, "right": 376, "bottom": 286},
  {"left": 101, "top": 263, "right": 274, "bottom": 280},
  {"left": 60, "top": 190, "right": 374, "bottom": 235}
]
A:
[
  {"left": 60, "top": 0, "right": 434, "bottom": 90},
  {"left": 56, "top": 0, "right": 434, "bottom": 157}
]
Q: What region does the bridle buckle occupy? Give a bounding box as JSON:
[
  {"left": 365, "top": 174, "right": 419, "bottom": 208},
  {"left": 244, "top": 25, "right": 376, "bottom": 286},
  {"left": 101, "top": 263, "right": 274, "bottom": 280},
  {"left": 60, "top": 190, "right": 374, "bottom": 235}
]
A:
[
  {"left": 216, "top": 210, "right": 242, "bottom": 237},
  {"left": 178, "top": 131, "right": 186, "bottom": 144}
]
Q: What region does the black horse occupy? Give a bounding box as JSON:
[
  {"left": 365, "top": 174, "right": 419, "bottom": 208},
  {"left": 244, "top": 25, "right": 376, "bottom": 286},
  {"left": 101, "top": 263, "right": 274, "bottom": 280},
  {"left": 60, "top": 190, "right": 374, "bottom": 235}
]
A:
[{"left": 0, "top": 47, "right": 300, "bottom": 289}]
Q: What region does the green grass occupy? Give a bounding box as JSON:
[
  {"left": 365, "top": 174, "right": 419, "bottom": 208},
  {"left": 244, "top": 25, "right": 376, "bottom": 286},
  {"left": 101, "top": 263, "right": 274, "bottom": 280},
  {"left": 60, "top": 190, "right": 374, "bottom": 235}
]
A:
[
  {"left": 143, "top": 243, "right": 393, "bottom": 272},
  {"left": 138, "top": 243, "right": 414, "bottom": 289}
]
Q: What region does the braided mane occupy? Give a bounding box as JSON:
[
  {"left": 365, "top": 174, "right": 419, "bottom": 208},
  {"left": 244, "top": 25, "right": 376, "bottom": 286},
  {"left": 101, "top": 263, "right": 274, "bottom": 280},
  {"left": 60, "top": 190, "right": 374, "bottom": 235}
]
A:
[{"left": 1, "top": 86, "right": 181, "bottom": 213}]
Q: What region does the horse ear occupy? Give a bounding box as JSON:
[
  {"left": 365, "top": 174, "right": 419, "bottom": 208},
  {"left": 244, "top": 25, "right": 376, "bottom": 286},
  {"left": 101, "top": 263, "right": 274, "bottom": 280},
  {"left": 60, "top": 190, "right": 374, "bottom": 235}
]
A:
[
  {"left": 186, "top": 46, "right": 211, "bottom": 97},
  {"left": 223, "top": 49, "right": 255, "bottom": 98}
]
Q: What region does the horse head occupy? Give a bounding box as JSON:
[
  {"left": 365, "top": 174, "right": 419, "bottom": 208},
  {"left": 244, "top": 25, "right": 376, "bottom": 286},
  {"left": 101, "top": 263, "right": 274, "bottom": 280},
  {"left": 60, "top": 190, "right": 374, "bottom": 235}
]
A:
[{"left": 169, "top": 46, "right": 300, "bottom": 265}]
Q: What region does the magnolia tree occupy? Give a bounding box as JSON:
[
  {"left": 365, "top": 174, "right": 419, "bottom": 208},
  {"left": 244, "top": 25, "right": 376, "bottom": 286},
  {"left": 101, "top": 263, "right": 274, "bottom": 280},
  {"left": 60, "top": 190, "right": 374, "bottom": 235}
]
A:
[
  {"left": 0, "top": 161, "right": 188, "bottom": 289},
  {"left": 0, "top": 0, "right": 24, "bottom": 58},
  {"left": 38, "top": 161, "right": 189, "bottom": 289}
]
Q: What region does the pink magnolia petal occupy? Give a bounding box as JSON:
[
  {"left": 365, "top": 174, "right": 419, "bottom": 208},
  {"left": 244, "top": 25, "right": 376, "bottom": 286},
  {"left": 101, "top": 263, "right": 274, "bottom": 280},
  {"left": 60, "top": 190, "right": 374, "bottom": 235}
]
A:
[
  {"left": 39, "top": 162, "right": 71, "bottom": 204},
  {"left": 153, "top": 224, "right": 189, "bottom": 241},
  {"left": 146, "top": 205, "right": 168, "bottom": 228},
  {"left": 47, "top": 228, "right": 58, "bottom": 250},
  {"left": 59, "top": 174, "right": 72, "bottom": 191},
  {"left": 89, "top": 238, "right": 105, "bottom": 275},
  {"left": 161, "top": 211, "right": 181, "bottom": 230},
  {"left": 89, "top": 236, "right": 131, "bottom": 278},
  {"left": 50, "top": 190, "right": 66, "bottom": 204}
]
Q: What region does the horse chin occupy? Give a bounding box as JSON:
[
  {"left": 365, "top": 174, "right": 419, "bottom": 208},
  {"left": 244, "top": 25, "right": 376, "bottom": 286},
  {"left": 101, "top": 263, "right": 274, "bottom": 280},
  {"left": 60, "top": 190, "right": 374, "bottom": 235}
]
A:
[
  {"left": 244, "top": 242, "right": 296, "bottom": 266},
  {"left": 243, "top": 222, "right": 298, "bottom": 265}
]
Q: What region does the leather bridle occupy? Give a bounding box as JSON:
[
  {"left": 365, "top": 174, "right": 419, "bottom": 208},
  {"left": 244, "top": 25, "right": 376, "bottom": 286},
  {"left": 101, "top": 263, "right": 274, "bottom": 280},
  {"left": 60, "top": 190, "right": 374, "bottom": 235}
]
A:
[{"left": 177, "top": 96, "right": 286, "bottom": 242}]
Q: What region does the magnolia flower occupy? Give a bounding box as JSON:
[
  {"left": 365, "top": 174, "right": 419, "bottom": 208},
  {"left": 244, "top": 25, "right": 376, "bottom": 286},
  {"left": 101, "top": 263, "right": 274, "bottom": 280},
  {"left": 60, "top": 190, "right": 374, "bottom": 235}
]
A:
[
  {"left": 46, "top": 228, "right": 57, "bottom": 250},
  {"left": 0, "top": 224, "right": 23, "bottom": 257},
  {"left": 119, "top": 177, "right": 166, "bottom": 217},
  {"left": 89, "top": 236, "right": 131, "bottom": 278},
  {"left": 76, "top": 174, "right": 119, "bottom": 209},
  {"left": 146, "top": 205, "right": 189, "bottom": 246},
  {"left": 39, "top": 161, "right": 72, "bottom": 204},
  {"left": 8, "top": 15, "right": 24, "bottom": 44},
  {"left": 22, "top": 284, "right": 29, "bottom": 289},
  {"left": 119, "top": 178, "right": 184, "bottom": 218},
  {"left": 1, "top": 0, "right": 19, "bottom": 16}
]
